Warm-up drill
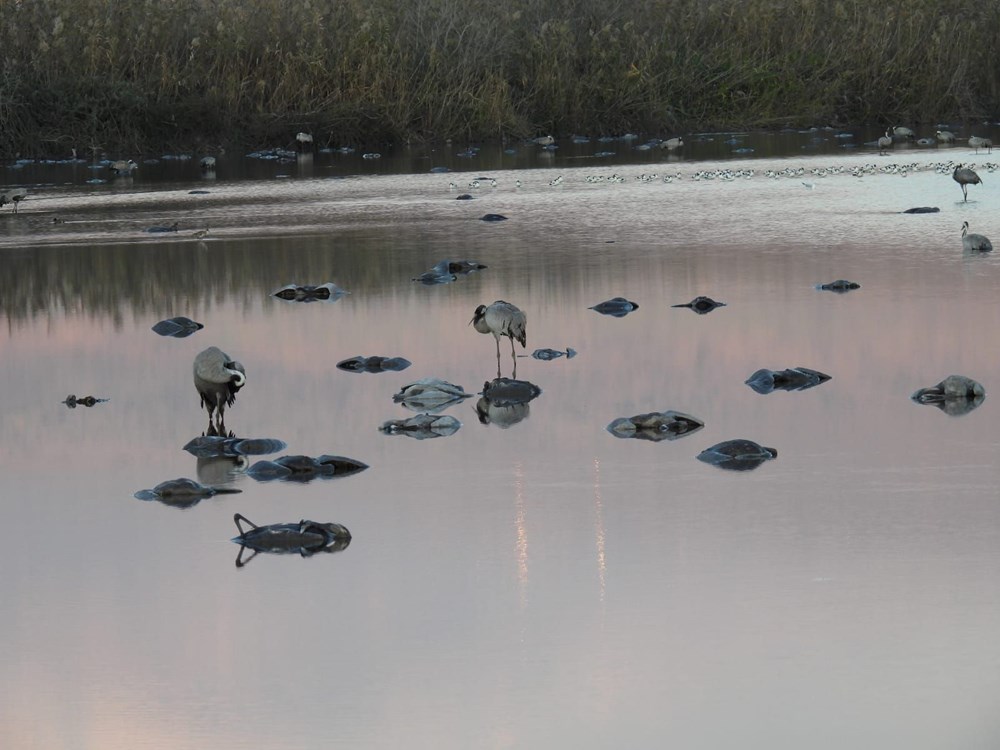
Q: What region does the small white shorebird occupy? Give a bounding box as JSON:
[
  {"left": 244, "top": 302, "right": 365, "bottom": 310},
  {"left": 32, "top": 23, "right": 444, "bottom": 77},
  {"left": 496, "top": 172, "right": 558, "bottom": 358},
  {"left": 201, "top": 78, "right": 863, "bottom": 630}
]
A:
[
  {"left": 193, "top": 346, "right": 247, "bottom": 434},
  {"left": 961, "top": 221, "right": 992, "bottom": 253},
  {"left": 471, "top": 300, "right": 527, "bottom": 378}
]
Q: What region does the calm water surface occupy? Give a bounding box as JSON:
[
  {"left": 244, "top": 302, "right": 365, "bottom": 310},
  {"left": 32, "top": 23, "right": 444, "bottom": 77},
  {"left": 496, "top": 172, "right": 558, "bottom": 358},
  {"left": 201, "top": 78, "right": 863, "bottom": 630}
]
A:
[{"left": 2, "top": 139, "right": 1000, "bottom": 749}]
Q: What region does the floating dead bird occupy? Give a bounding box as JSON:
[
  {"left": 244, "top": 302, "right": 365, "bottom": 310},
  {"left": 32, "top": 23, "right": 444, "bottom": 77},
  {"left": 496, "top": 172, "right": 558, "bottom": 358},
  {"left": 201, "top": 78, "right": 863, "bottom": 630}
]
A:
[
  {"left": 697, "top": 439, "right": 777, "bottom": 471},
  {"left": 62, "top": 394, "right": 108, "bottom": 408},
  {"left": 745, "top": 367, "right": 831, "bottom": 394},
  {"left": 379, "top": 413, "right": 461, "bottom": 439},
  {"left": 271, "top": 283, "right": 349, "bottom": 302},
  {"left": 183, "top": 436, "right": 287, "bottom": 459},
  {"left": 529, "top": 347, "right": 577, "bottom": 361},
  {"left": 911, "top": 375, "right": 985, "bottom": 416},
  {"left": 152, "top": 316, "right": 204, "bottom": 338},
  {"left": 393, "top": 378, "right": 473, "bottom": 413},
  {"left": 480, "top": 214, "right": 508, "bottom": 222},
  {"left": 245, "top": 454, "right": 369, "bottom": 482},
  {"left": 475, "top": 378, "right": 541, "bottom": 428},
  {"left": 902, "top": 207, "right": 940, "bottom": 214},
  {"left": 816, "top": 279, "right": 861, "bottom": 293},
  {"left": 606, "top": 410, "right": 704, "bottom": 441},
  {"left": 145, "top": 221, "right": 179, "bottom": 233},
  {"left": 412, "top": 258, "right": 486, "bottom": 285},
  {"left": 134, "top": 477, "right": 241, "bottom": 508},
  {"left": 337, "top": 356, "right": 411, "bottom": 373},
  {"left": 671, "top": 296, "right": 727, "bottom": 314},
  {"left": 232, "top": 513, "right": 351, "bottom": 568},
  {"left": 589, "top": 297, "right": 639, "bottom": 317}
]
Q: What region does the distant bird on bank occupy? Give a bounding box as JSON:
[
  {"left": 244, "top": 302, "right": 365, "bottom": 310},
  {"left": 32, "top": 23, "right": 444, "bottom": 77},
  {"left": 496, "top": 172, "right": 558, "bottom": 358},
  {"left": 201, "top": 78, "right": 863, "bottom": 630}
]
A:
[
  {"left": 961, "top": 221, "right": 992, "bottom": 253},
  {"left": 936, "top": 130, "right": 956, "bottom": 144},
  {"left": 0, "top": 187, "right": 27, "bottom": 213},
  {"left": 109, "top": 159, "right": 138, "bottom": 176},
  {"left": 968, "top": 136, "right": 992, "bottom": 154},
  {"left": 200, "top": 156, "right": 216, "bottom": 171},
  {"left": 472, "top": 300, "right": 527, "bottom": 376},
  {"left": 892, "top": 125, "right": 915, "bottom": 140},
  {"left": 660, "top": 136, "right": 684, "bottom": 150},
  {"left": 953, "top": 164, "right": 982, "bottom": 201},
  {"left": 194, "top": 346, "right": 247, "bottom": 433},
  {"left": 533, "top": 135, "right": 555, "bottom": 146},
  {"left": 877, "top": 130, "right": 893, "bottom": 155}
]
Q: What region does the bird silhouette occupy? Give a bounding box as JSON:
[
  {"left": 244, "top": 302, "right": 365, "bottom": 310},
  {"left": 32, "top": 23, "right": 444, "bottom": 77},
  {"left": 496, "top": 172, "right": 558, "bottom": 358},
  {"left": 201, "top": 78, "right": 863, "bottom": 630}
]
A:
[
  {"left": 953, "top": 164, "right": 982, "bottom": 201},
  {"left": 471, "top": 300, "right": 527, "bottom": 378},
  {"left": 193, "top": 346, "right": 246, "bottom": 434}
]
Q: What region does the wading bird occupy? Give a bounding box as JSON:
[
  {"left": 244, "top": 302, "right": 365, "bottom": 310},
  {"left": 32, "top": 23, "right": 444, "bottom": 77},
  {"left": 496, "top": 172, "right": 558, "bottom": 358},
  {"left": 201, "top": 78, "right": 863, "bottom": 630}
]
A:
[
  {"left": 953, "top": 164, "right": 982, "bottom": 201},
  {"left": 660, "top": 136, "right": 683, "bottom": 150},
  {"left": 109, "top": 159, "right": 138, "bottom": 176},
  {"left": 961, "top": 221, "right": 992, "bottom": 253},
  {"left": 200, "top": 156, "right": 216, "bottom": 171},
  {"left": 193, "top": 346, "right": 246, "bottom": 434},
  {"left": 0, "top": 187, "right": 27, "bottom": 213},
  {"left": 968, "top": 136, "right": 992, "bottom": 154},
  {"left": 877, "top": 130, "right": 893, "bottom": 155},
  {"left": 471, "top": 300, "right": 527, "bottom": 377},
  {"left": 892, "top": 125, "right": 915, "bottom": 140},
  {"left": 936, "top": 130, "right": 955, "bottom": 144}
]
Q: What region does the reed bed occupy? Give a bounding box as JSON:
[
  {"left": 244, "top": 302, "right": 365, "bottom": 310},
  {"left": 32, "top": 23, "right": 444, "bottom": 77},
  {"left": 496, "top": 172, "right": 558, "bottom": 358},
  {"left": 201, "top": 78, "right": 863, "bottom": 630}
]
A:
[{"left": 2, "top": 0, "right": 999, "bottom": 155}]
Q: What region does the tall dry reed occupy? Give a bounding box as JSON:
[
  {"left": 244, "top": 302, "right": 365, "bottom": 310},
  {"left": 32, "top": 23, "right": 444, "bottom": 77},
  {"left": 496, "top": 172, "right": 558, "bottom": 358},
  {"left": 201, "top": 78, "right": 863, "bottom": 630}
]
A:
[{"left": 1, "top": 0, "right": 998, "bottom": 155}]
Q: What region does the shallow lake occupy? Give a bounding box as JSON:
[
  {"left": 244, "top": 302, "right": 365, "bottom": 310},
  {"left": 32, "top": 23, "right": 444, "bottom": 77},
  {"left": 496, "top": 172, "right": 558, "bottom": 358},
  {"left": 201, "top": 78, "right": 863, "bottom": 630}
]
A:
[{"left": 2, "top": 133, "right": 1000, "bottom": 749}]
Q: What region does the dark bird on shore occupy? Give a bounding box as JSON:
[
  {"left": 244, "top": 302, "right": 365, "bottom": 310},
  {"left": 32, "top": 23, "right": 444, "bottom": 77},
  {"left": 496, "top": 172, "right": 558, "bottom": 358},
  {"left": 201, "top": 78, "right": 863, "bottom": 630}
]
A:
[
  {"left": 0, "top": 187, "right": 27, "bottom": 213},
  {"left": 877, "top": 130, "right": 893, "bottom": 156},
  {"left": 109, "top": 159, "right": 138, "bottom": 176},
  {"left": 953, "top": 164, "right": 982, "bottom": 201},
  {"left": 961, "top": 221, "right": 992, "bottom": 253},
  {"left": 968, "top": 136, "right": 992, "bottom": 154},
  {"left": 194, "top": 346, "right": 246, "bottom": 433},
  {"left": 472, "top": 301, "right": 526, "bottom": 377}
]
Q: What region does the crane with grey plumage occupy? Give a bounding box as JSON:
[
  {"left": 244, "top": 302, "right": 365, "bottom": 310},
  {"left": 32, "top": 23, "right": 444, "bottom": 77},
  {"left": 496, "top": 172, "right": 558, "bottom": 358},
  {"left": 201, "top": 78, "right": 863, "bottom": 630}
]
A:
[
  {"left": 961, "top": 221, "right": 992, "bottom": 253},
  {"left": 953, "top": 164, "right": 982, "bottom": 201},
  {"left": 471, "top": 300, "right": 527, "bottom": 378},
  {"left": 877, "top": 129, "right": 893, "bottom": 155},
  {"left": 193, "top": 346, "right": 246, "bottom": 434},
  {"left": 0, "top": 187, "right": 27, "bottom": 213}
]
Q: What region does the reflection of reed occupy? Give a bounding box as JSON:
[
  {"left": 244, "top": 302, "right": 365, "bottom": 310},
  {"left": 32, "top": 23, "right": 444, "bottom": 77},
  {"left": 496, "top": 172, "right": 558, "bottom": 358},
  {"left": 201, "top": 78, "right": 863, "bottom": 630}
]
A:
[
  {"left": 514, "top": 462, "right": 529, "bottom": 612},
  {"left": 592, "top": 457, "right": 607, "bottom": 609}
]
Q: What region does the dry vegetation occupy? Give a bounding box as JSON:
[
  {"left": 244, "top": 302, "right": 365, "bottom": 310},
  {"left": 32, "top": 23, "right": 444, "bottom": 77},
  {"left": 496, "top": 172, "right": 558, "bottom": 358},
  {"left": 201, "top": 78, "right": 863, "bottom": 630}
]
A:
[{"left": 2, "top": 0, "right": 999, "bottom": 155}]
